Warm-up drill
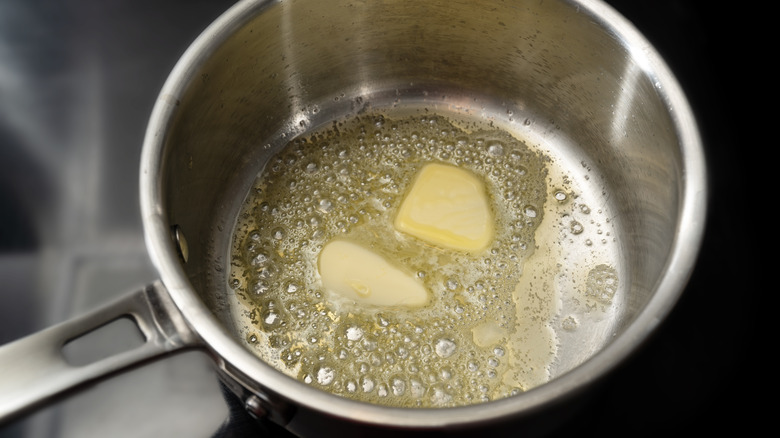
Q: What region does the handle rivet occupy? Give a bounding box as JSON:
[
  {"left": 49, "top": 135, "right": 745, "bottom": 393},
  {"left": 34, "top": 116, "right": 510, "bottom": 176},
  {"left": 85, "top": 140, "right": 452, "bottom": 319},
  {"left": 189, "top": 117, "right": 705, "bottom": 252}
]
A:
[
  {"left": 244, "top": 394, "right": 268, "bottom": 420},
  {"left": 172, "top": 225, "right": 189, "bottom": 263}
]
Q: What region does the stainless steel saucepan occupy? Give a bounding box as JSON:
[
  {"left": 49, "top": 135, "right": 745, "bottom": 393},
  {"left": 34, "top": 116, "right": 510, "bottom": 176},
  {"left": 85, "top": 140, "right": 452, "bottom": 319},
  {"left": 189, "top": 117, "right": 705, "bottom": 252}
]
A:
[{"left": 0, "top": 0, "right": 707, "bottom": 435}]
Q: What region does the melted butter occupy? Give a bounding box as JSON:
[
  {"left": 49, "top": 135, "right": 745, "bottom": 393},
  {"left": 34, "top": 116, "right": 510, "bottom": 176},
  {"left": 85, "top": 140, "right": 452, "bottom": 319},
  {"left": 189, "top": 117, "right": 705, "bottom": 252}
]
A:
[{"left": 228, "top": 112, "right": 559, "bottom": 407}]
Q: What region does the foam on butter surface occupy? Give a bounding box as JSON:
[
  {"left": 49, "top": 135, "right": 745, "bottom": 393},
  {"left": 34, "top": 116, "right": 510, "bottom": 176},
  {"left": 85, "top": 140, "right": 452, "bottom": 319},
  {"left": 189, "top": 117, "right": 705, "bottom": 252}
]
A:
[
  {"left": 394, "top": 163, "right": 494, "bottom": 252},
  {"left": 318, "top": 239, "right": 429, "bottom": 307}
]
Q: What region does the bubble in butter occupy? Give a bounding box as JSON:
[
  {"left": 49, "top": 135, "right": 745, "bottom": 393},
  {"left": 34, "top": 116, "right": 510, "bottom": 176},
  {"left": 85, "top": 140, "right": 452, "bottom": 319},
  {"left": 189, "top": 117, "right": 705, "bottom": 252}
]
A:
[
  {"left": 394, "top": 163, "right": 494, "bottom": 252},
  {"left": 318, "top": 239, "right": 428, "bottom": 306}
]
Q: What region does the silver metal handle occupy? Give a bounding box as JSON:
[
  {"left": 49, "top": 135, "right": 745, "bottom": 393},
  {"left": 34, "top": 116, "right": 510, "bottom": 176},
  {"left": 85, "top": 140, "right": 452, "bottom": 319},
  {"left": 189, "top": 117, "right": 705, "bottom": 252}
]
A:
[{"left": 0, "top": 281, "right": 199, "bottom": 423}]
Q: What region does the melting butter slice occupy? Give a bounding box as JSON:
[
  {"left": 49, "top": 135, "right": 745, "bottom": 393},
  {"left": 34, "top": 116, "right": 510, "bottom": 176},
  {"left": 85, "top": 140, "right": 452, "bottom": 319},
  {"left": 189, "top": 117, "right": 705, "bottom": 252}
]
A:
[
  {"left": 394, "top": 163, "right": 494, "bottom": 252},
  {"left": 318, "top": 240, "right": 429, "bottom": 307}
]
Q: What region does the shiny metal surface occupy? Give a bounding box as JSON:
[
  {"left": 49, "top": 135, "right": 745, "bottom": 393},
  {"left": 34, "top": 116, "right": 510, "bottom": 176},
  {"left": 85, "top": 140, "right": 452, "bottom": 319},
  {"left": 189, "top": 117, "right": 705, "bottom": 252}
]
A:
[
  {"left": 0, "top": 283, "right": 194, "bottom": 421},
  {"left": 141, "top": 0, "right": 704, "bottom": 434}
]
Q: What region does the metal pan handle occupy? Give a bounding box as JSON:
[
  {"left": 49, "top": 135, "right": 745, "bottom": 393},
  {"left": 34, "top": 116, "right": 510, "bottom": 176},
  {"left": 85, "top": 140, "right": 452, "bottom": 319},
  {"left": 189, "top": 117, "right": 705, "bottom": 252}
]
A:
[{"left": 0, "top": 280, "right": 199, "bottom": 423}]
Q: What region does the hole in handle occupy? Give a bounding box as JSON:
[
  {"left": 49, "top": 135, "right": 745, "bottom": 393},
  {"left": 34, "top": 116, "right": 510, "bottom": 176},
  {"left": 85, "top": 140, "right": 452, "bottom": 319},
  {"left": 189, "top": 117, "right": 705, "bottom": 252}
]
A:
[{"left": 62, "top": 317, "right": 146, "bottom": 367}]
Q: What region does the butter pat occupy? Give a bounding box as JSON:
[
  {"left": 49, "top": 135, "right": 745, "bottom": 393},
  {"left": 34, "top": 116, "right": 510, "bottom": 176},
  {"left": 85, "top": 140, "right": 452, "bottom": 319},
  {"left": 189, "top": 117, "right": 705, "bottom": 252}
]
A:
[
  {"left": 318, "top": 240, "right": 429, "bottom": 307},
  {"left": 394, "top": 163, "right": 494, "bottom": 252}
]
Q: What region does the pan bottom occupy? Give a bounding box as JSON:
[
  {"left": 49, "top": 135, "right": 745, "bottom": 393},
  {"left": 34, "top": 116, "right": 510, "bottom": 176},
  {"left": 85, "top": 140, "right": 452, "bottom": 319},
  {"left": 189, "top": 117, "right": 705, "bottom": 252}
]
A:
[{"left": 217, "top": 95, "right": 624, "bottom": 408}]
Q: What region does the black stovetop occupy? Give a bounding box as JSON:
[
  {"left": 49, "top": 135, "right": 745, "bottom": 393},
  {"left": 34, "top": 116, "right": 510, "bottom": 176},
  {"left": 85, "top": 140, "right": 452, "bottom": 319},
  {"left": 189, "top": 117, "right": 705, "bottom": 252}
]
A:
[{"left": 1, "top": 1, "right": 757, "bottom": 436}]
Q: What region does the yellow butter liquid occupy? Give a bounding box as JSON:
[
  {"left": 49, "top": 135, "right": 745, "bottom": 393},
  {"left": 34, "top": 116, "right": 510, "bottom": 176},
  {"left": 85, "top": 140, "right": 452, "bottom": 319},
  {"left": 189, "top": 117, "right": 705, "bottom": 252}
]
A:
[{"left": 229, "top": 113, "right": 556, "bottom": 407}]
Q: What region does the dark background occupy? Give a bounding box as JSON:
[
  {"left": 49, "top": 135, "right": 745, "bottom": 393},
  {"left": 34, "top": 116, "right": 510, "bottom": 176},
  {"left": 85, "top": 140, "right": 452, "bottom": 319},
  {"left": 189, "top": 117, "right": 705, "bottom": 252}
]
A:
[{"left": 1, "top": 0, "right": 758, "bottom": 436}]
